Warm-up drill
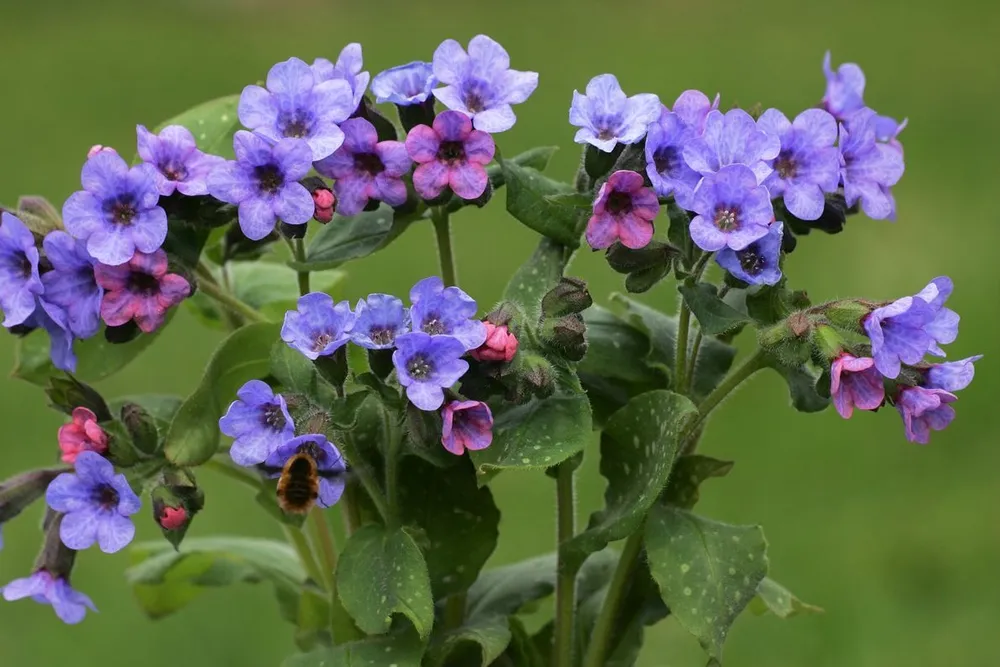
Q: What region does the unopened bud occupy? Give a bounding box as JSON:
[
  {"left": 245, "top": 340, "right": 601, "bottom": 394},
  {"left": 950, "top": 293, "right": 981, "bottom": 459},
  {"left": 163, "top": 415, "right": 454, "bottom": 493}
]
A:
[
  {"left": 541, "top": 277, "right": 593, "bottom": 319},
  {"left": 757, "top": 313, "right": 815, "bottom": 366},
  {"left": 312, "top": 188, "right": 336, "bottom": 223},
  {"left": 17, "top": 195, "right": 63, "bottom": 232},
  {"left": 504, "top": 352, "right": 556, "bottom": 403},
  {"left": 470, "top": 322, "right": 519, "bottom": 363},
  {"left": 605, "top": 240, "right": 677, "bottom": 275},
  {"left": 158, "top": 506, "right": 188, "bottom": 531},
  {"left": 87, "top": 145, "right": 117, "bottom": 159},
  {"left": 811, "top": 324, "right": 846, "bottom": 363},
  {"left": 104, "top": 321, "right": 141, "bottom": 344},
  {"left": 151, "top": 471, "right": 205, "bottom": 549},
  {"left": 822, "top": 299, "right": 873, "bottom": 334},
  {"left": 57, "top": 408, "right": 109, "bottom": 464},
  {"left": 279, "top": 220, "right": 308, "bottom": 239},
  {"left": 120, "top": 402, "right": 160, "bottom": 455},
  {"left": 485, "top": 302, "right": 521, "bottom": 328},
  {"left": 542, "top": 313, "right": 588, "bottom": 362},
  {"left": 45, "top": 376, "right": 110, "bottom": 422}
]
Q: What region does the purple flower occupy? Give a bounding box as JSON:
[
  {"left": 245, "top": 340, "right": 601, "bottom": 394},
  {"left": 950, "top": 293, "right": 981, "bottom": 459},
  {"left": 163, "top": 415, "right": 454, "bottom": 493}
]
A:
[
  {"left": 644, "top": 108, "right": 703, "bottom": 209},
  {"left": 264, "top": 435, "right": 346, "bottom": 509},
  {"left": 313, "top": 118, "right": 412, "bottom": 216},
  {"left": 45, "top": 451, "right": 141, "bottom": 553},
  {"left": 22, "top": 298, "right": 76, "bottom": 372},
  {"left": 408, "top": 276, "right": 487, "bottom": 350},
  {"left": 62, "top": 151, "right": 167, "bottom": 266},
  {"left": 821, "top": 51, "right": 866, "bottom": 119},
  {"left": 281, "top": 292, "right": 354, "bottom": 360},
  {"left": 94, "top": 249, "right": 190, "bottom": 334},
  {"left": 569, "top": 74, "right": 660, "bottom": 152},
  {"left": 40, "top": 231, "right": 102, "bottom": 339},
  {"left": 311, "top": 43, "right": 371, "bottom": 112},
  {"left": 432, "top": 35, "right": 539, "bottom": 133},
  {"left": 350, "top": 294, "right": 410, "bottom": 349},
  {"left": 925, "top": 355, "right": 982, "bottom": 392},
  {"left": 586, "top": 170, "right": 659, "bottom": 250},
  {"left": 683, "top": 109, "right": 780, "bottom": 184},
  {"left": 830, "top": 353, "right": 885, "bottom": 419},
  {"left": 756, "top": 109, "right": 840, "bottom": 220},
  {"left": 405, "top": 111, "right": 495, "bottom": 200},
  {"left": 372, "top": 61, "right": 436, "bottom": 105},
  {"left": 136, "top": 124, "right": 226, "bottom": 196},
  {"left": 220, "top": 380, "right": 295, "bottom": 466},
  {"left": 669, "top": 90, "right": 719, "bottom": 133},
  {"left": 863, "top": 276, "right": 959, "bottom": 378},
  {"left": 2, "top": 570, "right": 97, "bottom": 624},
  {"left": 895, "top": 386, "right": 957, "bottom": 445},
  {"left": 689, "top": 164, "right": 774, "bottom": 252},
  {"left": 0, "top": 212, "right": 43, "bottom": 327},
  {"left": 238, "top": 57, "right": 355, "bottom": 161},
  {"left": 207, "top": 131, "right": 314, "bottom": 240},
  {"left": 715, "top": 221, "right": 783, "bottom": 285},
  {"left": 441, "top": 400, "right": 493, "bottom": 455},
  {"left": 875, "top": 115, "right": 908, "bottom": 154},
  {"left": 839, "top": 108, "right": 905, "bottom": 220},
  {"left": 393, "top": 332, "right": 469, "bottom": 411}
]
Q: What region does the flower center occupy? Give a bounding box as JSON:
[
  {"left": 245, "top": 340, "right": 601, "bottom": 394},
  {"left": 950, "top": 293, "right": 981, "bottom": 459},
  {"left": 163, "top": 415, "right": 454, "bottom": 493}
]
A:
[
  {"left": 254, "top": 164, "right": 285, "bottom": 195},
  {"left": 437, "top": 141, "right": 466, "bottom": 164},
  {"left": 18, "top": 254, "right": 32, "bottom": 278},
  {"left": 421, "top": 315, "right": 445, "bottom": 336},
  {"left": 107, "top": 196, "right": 138, "bottom": 226},
  {"left": 280, "top": 112, "right": 312, "bottom": 139},
  {"left": 653, "top": 146, "right": 680, "bottom": 175},
  {"left": 296, "top": 440, "right": 323, "bottom": 461},
  {"left": 312, "top": 331, "right": 333, "bottom": 352},
  {"left": 714, "top": 206, "right": 739, "bottom": 231},
  {"left": 369, "top": 326, "right": 395, "bottom": 346},
  {"left": 261, "top": 403, "right": 287, "bottom": 431},
  {"left": 94, "top": 483, "right": 119, "bottom": 510},
  {"left": 738, "top": 243, "right": 766, "bottom": 275},
  {"left": 353, "top": 152, "right": 385, "bottom": 176},
  {"left": 161, "top": 161, "right": 188, "bottom": 182},
  {"left": 406, "top": 354, "right": 432, "bottom": 380},
  {"left": 128, "top": 271, "right": 160, "bottom": 295},
  {"left": 606, "top": 191, "right": 633, "bottom": 215},
  {"left": 775, "top": 152, "right": 797, "bottom": 179},
  {"left": 462, "top": 78, "right": 491, "bottom": 113}
]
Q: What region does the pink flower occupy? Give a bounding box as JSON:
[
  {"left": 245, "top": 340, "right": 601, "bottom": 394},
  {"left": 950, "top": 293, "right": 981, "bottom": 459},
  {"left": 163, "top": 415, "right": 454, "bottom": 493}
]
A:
[
  {"left": 94, "top": 249, "right": 190, "bottom": 333},
  {"left": 586, "top": 170, "right": 659, "bottom": 250},
  {"left": 469, "top": 322, "right": 518, "bottom": 363},
  {"left": 830, "top": 353, "right": 885, "bottom": 419},
  {"left": 405, "top": 110, "right": 495, "bottom": 200},
  {"left": 441, "top": 400, "right": 493, "bottom": 455},
  {"left": 57, "top": 407, "right": 108, "bottom": 464}
]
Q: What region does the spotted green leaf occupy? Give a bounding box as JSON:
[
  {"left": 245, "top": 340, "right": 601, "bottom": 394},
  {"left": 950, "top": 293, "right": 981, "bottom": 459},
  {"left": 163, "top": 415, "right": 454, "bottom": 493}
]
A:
[
  {"left": 503, "top": 237, "right": 568, "bottom": 320},
  {"left": 749, "top": 577, "right": 823, "bottom": 619},
  {"left": 335, "top": 524, "right": 434, "bottom": 639},
  {"left": 501, "top": 156, "right": 582, "bottom": 248},
  {"left": 678, "top": 282, "right": 751, "bottom": 336},
  {"left": 663, "top": 455, "right": 735, "bottom": 509},
  {"left": 645, "top": 505, "right": 768, "bottom": 661},
  {"left": 282, "top": 628, "right": 425, "bottom": 667},
  {"left": 427, "top": 615, "right": 512, "bottom": 667}
]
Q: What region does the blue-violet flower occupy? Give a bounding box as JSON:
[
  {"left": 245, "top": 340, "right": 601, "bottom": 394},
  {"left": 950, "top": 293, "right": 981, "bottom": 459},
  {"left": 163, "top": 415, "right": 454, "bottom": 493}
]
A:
[
  {"left": 310, "top": 43, "right": 370, "bottom": 112},
  {"left": 683, "top": 108, "right": 780, "bottom": 184},
  {"left": 40, "top": 231, "right": 102, "bottom": 339},
  {"left": 569, "top": 74, "right": 660, "bottom": 152},
  {"left": 371, "top": 61, "right": 436, "bottom": 105},
  {"left": 219, "top": 379, "right": 295, "bottom": 466},
  {"left": 136, "top": 124, "right": 226, "bottom": 196},
  {"left": 0, "top": 212, "right": 43, "bottom": 327},
  {"left": 393, "top": 332, "right": 469, "bottom": 411},
  {"left": 2, "top": 570, "right": 96, "bottom": 624},
  {"left": 895, "top": 386, "right": 957, "bottom": 445},
  {"left": 838, "top": 108, "right": 905, "bottom": 220},
  {"left": 281, "top": 292, "right": 354, "bottom": 360},
  {"left": 689, "top": 164, "right": 774, "bottom": 252},
  {"left": 715, "top": 220, "right": 784, "bottom": 285},
  {"left": 350, "top": 294, "right": 410, "bottom": 349},
  {"left": 408, "top": 276, "right": 487, "bottom": 350},
  {"left": 264, "top": 435, "right": 347, "bottom": 509},
  {"left": 925, "top": 355, "right": 983, "bottom": 392}
]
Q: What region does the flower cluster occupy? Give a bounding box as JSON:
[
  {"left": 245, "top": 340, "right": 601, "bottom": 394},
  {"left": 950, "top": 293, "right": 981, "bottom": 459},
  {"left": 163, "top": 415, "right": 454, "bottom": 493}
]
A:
[{"left": 578, "top": 52, "right": 906, "bottom": 288}]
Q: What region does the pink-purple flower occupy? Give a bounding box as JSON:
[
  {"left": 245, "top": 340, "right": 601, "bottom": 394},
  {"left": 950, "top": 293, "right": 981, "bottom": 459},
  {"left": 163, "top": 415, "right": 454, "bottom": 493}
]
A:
[
  {"left": 62, "top": 151, "right": 167, "bottom": 266},
  {"left": 895, "top": 386, "right": 957, "bottom": 445},
  {"left": 311, "top": 43, "right": 371, "bottom": 112},
  {"left": 432, "top": 35, "right": 539, "bottom": 133},
  {"left": 281, "top": 292, "right": 355, "bottom": 360},
  {"left": 207, "top": 131, "right": 314, "bottom": 240},
  {"left": 441, "top": 400, "right": 494, "bottom": 455},
  {"left": 0, "top": 212, "right": 43, "bottom": 327},
  {"left": 405, "top": 110, "right": 495, "bottom": 201},
  {"left": 756, "top": 108, "right": 840, "bottom": 220},
  {"left": 715, "top": 221, "right": 784, "bottom": 286},
  {"left": 393, "top": 332, "right": 470, "bottom": 411},
  {"left": 40, "top": 231, "right": 102, "bottom": 339},
  {"left": 839, "top": 108, "right": 905, "bottom": 220},
  {"left": 238, "top": 57, "right": 355, "bottom": 161},
  {"left": 569, "top": 74, "right": 660, "bottom": 152},
  {"left": 314, "top": 118, "right": 411, "bottom": 216},
  {"left": 688, "top": 164, "right": 774, "bottom": 252},
  {"left": 372, "top": 61, "right": 436, "bottom": 105},
  {"left": 683, "top": 108, "right": 780, "bottom": 184},
  {"left": 264, "top": 435, "right": 347, "bottom": 508},
  {"left": 45, "top": 451, "right": 141, "bottom": 553},
  {"left": 94, "top": 249, "right": 191, "bottom": 334},
  {"left": 136, "top": 124, "right": 226, "bottom": 196},
  {"left": 863, "top": 276, "right": 959, "bottom": 378},
  {"left": 830, "top": 353, "right": 885, "bottom": 419},
  {"left": 219, "top": 380, "right": 295, "bottom": 466},
  {"left": 2, "top": 570, "right": 96, "bottom": 624},
  {"left": 586, "top": 170, "right": 659, "bottom": 250}
]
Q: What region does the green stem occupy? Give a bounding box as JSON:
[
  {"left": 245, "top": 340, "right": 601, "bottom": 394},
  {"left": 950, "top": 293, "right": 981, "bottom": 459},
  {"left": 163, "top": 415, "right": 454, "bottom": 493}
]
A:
[
  {"left": 309, "top": 509, "right": 338, "bottom": 590},
  {"left": 341, "top": 483, "right": 362, "bottom": 536},
  {"left": 682, "top": 348, "right": 768, "bottom": 455},
  {"left": 685, "top": 285, "right": 730, "bottom": 386},
  {"left": 674, "top": 303, "right": 691, "bottom": 395},
  {"left": 553, "top": 463, "right": 578, "bottom": 667},
  {"left": 382, "top": 405, "right": 402, "bottom": 526},
  {"left": 431, "top": 207, "right": 457, "bottom": 286},
  {"left": 292, "top": 238, "right": 310, "bottom": 295},
  {"left": 197, "top": 278, "right": 267, "bottom": 323},
  {"left": 203, "top": 455, "right": 261, "bottom": 488},
  {"left": 581, "top": 529, "right": 644, "bottom": 667},
  {"left": 443, "top": 592, "right": 467, "bottom": 631}
]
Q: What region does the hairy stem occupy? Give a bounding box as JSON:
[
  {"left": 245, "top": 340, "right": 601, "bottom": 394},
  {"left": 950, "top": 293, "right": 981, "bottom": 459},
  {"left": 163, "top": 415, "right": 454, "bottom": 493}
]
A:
[
  {"left": 432, "top": 207, "right": 457, "bottom": 286},
  {"left": 292, "top": 237, "right": 310, "bottom": 295},
  {"left": 197, "top": 277, "right": 266, "bottom": 324},
  {"left": 443, "top": 592, "right": 467, "bottom": 631},
  {"left": 283, "top": 524, "right": 326, "bottom": 591},
  {"left": 682, "top": 348, "right": 768, "bottom": 454},
  {"left": 581, "top": 529, "right": 644, "bottom": 667},
  {"left": 382, "top": 404, "right": 402, "bottom": 526},
  {"left": 674, "top": 303, "right": 691, "bottom": 395},
  {"left": 553, "top": 463, "right": 578, "bottom": 667},
  {"left": 685, "top": 284, "right": 729, "bottom": 386}
]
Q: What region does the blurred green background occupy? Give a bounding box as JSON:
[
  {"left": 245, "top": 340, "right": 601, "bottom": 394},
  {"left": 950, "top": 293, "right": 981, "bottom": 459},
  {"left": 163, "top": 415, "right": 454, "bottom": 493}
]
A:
[{"left": 1, "top": 0, "right": 997, "bottom": 665}]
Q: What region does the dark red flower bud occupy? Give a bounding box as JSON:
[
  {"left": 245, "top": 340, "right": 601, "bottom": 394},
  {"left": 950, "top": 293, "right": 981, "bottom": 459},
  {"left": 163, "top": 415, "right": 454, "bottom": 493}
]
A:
[{"left": 158, "top": 506, "right": 188, "bottom": 531}]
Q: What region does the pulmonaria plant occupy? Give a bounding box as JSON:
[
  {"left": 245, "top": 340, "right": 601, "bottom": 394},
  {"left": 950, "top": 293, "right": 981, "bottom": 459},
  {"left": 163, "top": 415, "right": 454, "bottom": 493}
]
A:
[{"left": 0, "top": 34, "right": 983, "bottom": 667}]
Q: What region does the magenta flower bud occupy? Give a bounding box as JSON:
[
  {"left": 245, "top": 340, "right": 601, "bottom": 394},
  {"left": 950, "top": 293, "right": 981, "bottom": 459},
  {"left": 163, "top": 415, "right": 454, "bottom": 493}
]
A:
[
  {"left": 470, "top": 322, "right": 518, "bottom": 363},
  {"left": 86, "top": 145, "right": 117, "bottom": 159},
  {"left": 830, "top": 354, "right": 885, "bottom": 419},
  {"left": 312, "top": 187, "right": 336, "bottom": 223},
  {"left": 57, "top": 407, "right": 109, "bottom": 464},
  {"left": 440, "top": 400, "right": 494, "bottom": 455}
]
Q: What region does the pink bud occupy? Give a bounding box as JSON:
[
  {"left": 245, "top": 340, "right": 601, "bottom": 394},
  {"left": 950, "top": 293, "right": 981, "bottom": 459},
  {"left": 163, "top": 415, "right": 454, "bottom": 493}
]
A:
[
  {"left": 57, "top": 407, "right": 109, "bottom": 464},
  {"left": 87, "top": 145, "right": 117, "bottom": 159},
  {"left": 470, "top": 322, "right": 518, "bottom": 363},
  {"left": 158, "top": 506, "right": 188, "bottom": 530},
  {"left": 312, "top": 188, "right": 336, "bottom": 223}
]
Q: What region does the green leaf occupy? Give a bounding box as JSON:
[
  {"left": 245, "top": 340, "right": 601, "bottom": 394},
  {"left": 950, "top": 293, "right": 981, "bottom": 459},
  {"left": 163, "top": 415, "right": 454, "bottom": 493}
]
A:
[
  {"left": 544, "top": 192, "right": 594, "bottom": 208},
  {"left": 469, "top": 392, "right": 592, "bottom": 475},
  {"left": 749, "top": 577, "right": 823, "bottom": 619},
  {"left": 125, "top": 537, "right": 306, "bottom": 619},
  {"left": 663, "top": 455, "right": 734, "bottom": 510},
  {"left": 291, "top": 205, "right": 416, "bottom": 272},
  {"left": 163, "top": 322, "right": 279, "bottom": 466},
  {"left": 503, "top": 237, "right": 568, "bottom": 320},
  {"left": 336, "top": 524, "right": 434, "bottom": 639},
  {"left": 679, "top": 282, "right": 751, "bottom": 336},
  {"left": 766, "top": 358, "right": 830, "bottom": 413},
  {"left": 501, "top": 157, "right": 582, "bottom": 248},
  {"left": 397, "top": 457, "right": 499, "bottom": 599},
  {"left": 560, "top": 390, "right": 697, "bottom": 573},
  {"left": 427, "top": 615, "right": 511, "bottom": 667},
  {"left": 645, "top": 506, "right": 768, "bottom": 661},
  {"left": 283, "top": 628, "right": 426, "bottom": 667},
  {"left": 153, "top": 94, "right": 241, "bottom": 159},
  {"left": 486, "top": 146, "right": 559, "bottom": 189}
]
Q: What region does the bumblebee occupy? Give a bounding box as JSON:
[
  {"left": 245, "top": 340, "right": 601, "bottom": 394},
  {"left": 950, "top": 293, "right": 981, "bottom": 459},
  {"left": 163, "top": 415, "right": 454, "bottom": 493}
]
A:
[{"left": 264, "top": 441, "right": 348, "bottom": 515}]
